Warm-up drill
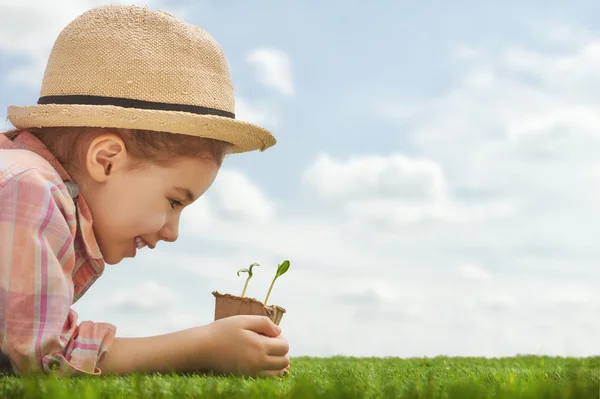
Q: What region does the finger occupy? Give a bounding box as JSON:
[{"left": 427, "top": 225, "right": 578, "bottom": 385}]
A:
[
  {"left": 242, "top": 315, "right": 281, "bottom": 337},
  {"left": 258, "top": 364, "right": 290, "bottom": 378},
  {"left": 264, "top": 354, "right": 290, "bottom": 371},
  {"left": 257, "top": 370, "right": 283, "bottom": 378},
  {"left": 264, "top": 335, "right": 289, "bottom": 356}
]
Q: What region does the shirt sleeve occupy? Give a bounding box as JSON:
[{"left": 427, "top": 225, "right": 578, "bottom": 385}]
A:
[{"left": 0, "top": 167, "right": 116, "bottom": 376}]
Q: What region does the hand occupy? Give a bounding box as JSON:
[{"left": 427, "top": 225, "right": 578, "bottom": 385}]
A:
[{"left": 202, "top": 315, "right": 290, "bottom": 377}]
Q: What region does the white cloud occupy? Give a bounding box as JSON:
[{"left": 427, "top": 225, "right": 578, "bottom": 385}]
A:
[
  {"left": 234, "top": 96, "right": 278, "bottom": 128},
  {"left": 35, "top": 15, "right": 600, "bottom": 361},
  {"left": 394, "top": 52, "right": 600, "bottom": 219},
  {"left": 378, "top": 102, "right": 422, "bottom": 122},
  {"left": 0, "top": 0, "right": 187, "bottom": 86},
  {"left": 522, "top": 18, "right": 594, "bottom": 48},
  {"left": 285, "top": 21, "right": 600, "bottom": 357},
  {"left": 304, "top": 153, "right": 448, "bottom": 202},
  {"left": 246, "top": 48, "right": 294, "bottom": 97},
  {"left": 0, "top": 119, "right": 14, "bottom": 131},
  {"left": 456, "top": 263, "right": 492, "bottom": 281},
  {"left": 107, "top": 281, "right": 179, "bottom": 314},
  {"left": 303, "top": 153, "right": 515, "bottom": 226},
  {"left": 182, "top": 169, "right": 276, "bottom": 230},
  {"left": 453, "top": 45, "right": 480, "bottom": 61}
]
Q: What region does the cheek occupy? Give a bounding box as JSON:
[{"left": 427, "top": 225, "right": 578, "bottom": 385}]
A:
[
  {"left": 117, "top": 198, "right": 167, "bottom": 232},
  {"left": 128, "top": 195, "right": 170, "bottom": 233},
  {"left": 99, "top": 205, "right": 167, "bottom": 238},
  {"left": 137, "top": 213, "right": 167, "bottom": 233},
  {"left": 92, "top": 187, "right": 167, "bottom": 235}
]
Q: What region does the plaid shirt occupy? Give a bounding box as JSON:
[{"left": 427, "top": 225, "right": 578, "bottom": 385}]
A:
[{"left": 0, "top": 131, "right": 116, "bottom": 376}]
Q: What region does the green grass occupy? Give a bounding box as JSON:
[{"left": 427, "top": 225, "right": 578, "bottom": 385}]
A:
[{"left": 2, "top": 356, "right": 600, "bottom": 398}]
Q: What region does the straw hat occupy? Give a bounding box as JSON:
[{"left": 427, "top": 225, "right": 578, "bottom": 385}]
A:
[{"left": 6, "top": 5, "right": 276, "bottom": 154}]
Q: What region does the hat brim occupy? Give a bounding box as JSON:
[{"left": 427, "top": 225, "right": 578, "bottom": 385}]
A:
[{"left": 6, "top": 104, "right": 276, "bottom": 154}]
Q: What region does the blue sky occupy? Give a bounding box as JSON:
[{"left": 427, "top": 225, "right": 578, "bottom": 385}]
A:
[{"left": 3, "top": 0, "right": 600, "bottom": 359}]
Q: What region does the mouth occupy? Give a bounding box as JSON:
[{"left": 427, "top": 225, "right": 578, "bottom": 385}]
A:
[{"left": 134, "top": 236, "right": 148, "bottom": 250}]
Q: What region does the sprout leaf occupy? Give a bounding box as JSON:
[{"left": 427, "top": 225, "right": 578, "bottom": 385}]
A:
[
  {"left": 264, "top": 260, "right": 291, "bottom": 305},
  {"left": 238, "top": 262, "right": 260, "bottom": 297}
]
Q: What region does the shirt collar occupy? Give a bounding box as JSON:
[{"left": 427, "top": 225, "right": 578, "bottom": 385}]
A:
[{"left": 7, "top": 131, "right": 105, "bottom": 265}]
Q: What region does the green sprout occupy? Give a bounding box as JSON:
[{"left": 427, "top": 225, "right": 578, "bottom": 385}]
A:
[
  {"left": 264, "top": 260, "right": 290, "bottom": 305},
  {"left": 237, "top": 262, "right": 260, "bottom": 297}
]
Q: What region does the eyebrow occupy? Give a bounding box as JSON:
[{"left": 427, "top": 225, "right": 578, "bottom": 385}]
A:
[{"left": 174, "top": 187, "right": 195, "bottom": 202}]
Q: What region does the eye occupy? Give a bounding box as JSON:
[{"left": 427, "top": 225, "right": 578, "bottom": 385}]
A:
[{"left": 169, "top": 199, "right": 183, "bottom": 209}]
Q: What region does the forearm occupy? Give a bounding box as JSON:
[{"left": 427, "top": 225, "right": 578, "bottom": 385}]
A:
[{"left": 98, "top": 326, "right": 212, "bottom": 375}]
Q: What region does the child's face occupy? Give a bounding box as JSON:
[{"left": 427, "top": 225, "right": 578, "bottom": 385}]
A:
[{"left": 78, "top": 133, "right": 220, "bottom": 265}]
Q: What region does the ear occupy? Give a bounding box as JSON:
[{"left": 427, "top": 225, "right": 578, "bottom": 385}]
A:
[{"left": 85, "top": 133, "right": 128, "bottom": 183}]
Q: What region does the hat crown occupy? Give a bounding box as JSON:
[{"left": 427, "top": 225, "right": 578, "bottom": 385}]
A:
[{"left": 40, "top": 5, "right": 234, "bottom": 113}]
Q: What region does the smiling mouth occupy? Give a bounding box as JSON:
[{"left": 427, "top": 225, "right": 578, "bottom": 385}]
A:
[{"left": 134, "top": 236, "right": 148, "bottom": 249}]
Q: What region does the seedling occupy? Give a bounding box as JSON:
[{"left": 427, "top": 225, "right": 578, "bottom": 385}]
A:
[
  {"left": 264, "top": 260, "right": 290, "bottom": 305},
  {"left": 237, "top": 262, "right": 260, "bottom": 298},
  {"left": 213, "top": 259, "right": 290, "bottom": 326}
]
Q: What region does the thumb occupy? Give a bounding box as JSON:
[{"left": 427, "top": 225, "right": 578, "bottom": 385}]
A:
[{"left": 244, "top": 315, "right": 281, "bottom": 337}]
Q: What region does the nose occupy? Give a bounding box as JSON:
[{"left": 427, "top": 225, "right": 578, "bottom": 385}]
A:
[
  {"left": 159, "top": 225, "right": 179, "bottom": 243},
  {"left": 159, "top": 214, "right": 180, "bottom": 243}
]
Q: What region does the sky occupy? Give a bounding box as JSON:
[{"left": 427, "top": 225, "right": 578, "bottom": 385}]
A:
[{"left": 3, "top": 0, "right": 600, "bottom": 359}]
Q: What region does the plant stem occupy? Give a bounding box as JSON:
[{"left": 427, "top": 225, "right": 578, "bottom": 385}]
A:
[
  {"left": 264, "top": 276, "right": 276, "bottom": 305},
  {"left": 241, "top": 277, "right": 250, "bottom": 297}
]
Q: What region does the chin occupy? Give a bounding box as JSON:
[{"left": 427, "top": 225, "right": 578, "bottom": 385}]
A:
[
  {"left": 99, "top": 247, "right": 125, "bottom": 265},
  {"left": 102, "top": 254, "right": 123, "bottom": 265},
  {"left": 96, "top": 240, "right": 126, "bottom": 265}
]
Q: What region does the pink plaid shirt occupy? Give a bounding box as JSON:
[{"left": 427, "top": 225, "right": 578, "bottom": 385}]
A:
[{"left": 0, "top": 131, "right": 116, "bottom": 376}]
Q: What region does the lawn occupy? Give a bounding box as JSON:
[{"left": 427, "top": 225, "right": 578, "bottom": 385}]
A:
[{"left": 2, "top": 355, "right": 600, "bottom": 398}]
